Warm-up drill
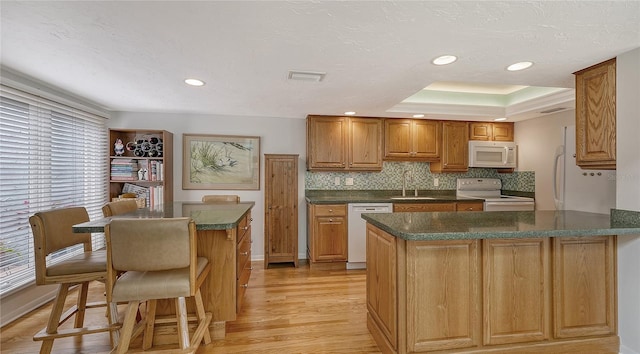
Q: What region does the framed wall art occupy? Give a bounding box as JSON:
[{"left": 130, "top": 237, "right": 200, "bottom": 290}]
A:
[{"left": 183, "top": 134, "right": 260, "bottom": 190}]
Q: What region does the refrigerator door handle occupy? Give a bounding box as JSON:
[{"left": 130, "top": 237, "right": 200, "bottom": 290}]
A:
[{"left": 553, "top": 145, "right": 565, "bottom": 210}]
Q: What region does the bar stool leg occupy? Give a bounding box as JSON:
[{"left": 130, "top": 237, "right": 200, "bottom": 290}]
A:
[
  {"left": 176, "top": 297, "right": 189, "bottom": 349},
  {"left": 194, "top": 289, "right": 211, "bottom": 344},
  {"left": 75, "top": 282, "right": 89, "bottom": 328},
  {"left": 143, "top": 299, "right": 157, "bottom": 350},
  {"left": 115, "top": 301, "right": 140, "bottom": 354}
]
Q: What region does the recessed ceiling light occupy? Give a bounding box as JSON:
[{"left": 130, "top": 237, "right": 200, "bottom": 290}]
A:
[
  {"left": 432, "top": 55, "right": 458, "bottom": 66},
  {"left": 494, "top": 117, "right": 508, "bottom": 121},
  {"left": 413, "top": 114, "right": 425, "bottom": 118},
  {"left": 506, "top": 61, "right": 534, "bottom": 71},
  {"left": 184, "top": 78, "right": 205, "bottom": 86},
  {"left": 344, "top": 111, "right": 356, "bottom": 116}
]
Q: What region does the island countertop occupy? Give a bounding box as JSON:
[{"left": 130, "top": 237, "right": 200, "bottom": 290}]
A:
[
  {"left": 362, "top": 208, "right": 640, "bottom": 241},
  {"left": 73, "top": 201, "right": 255, "bottom": 232}
]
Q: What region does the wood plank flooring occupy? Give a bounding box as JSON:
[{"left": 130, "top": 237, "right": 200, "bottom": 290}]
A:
[{"left": 1, "top": 261, "right": 381, "bottom": 353}]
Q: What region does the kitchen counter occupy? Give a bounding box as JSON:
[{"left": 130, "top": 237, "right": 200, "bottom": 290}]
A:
[
  {"left": 305, "top": 189, "right": 488, "bottom": 204},
  {"left": 361, "top": 208, "right": 640, "bottom": 241},
  {"left": 365, "top": 208, "right": 640, "bottom": 354},
  {"left": 72, "top": 201, "right": 254, "bottom": 232}
]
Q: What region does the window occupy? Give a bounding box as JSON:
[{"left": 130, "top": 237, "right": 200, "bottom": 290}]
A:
[{"left": 0, "top": 85, "right": 108, "bottom": 296}]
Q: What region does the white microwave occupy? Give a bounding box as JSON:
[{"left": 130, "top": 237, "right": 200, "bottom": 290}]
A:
[{"left": 468, "top": 141, "right": 517, "bottom": 168}]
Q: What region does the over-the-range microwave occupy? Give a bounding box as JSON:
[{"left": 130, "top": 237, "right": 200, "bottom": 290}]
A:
[{"left": 468, "top": 141, "right": 517, "bottom": 168}]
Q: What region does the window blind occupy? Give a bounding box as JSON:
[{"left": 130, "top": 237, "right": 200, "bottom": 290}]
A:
[{"left": 0, "top": 85, "right": 108, "bottom": 296}]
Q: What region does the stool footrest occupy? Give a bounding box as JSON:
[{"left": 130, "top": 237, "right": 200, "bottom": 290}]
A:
[{"left": 34, "top": 323, "right": 120, "bottom": 341}]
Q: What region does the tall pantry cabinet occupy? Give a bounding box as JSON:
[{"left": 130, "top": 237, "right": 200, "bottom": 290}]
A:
[
  {"left": 264, "top": 154, "right": 299, "bottom": 267},
  {"left": 108, "top": 129, "right": 173, "bottom": 207}
]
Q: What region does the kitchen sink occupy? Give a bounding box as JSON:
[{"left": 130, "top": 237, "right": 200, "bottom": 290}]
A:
[{"left": 390, "top": 196, "right": 437, "bottom": 200}]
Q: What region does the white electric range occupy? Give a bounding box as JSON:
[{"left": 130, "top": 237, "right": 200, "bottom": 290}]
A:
[{"left": 456, "top": 178, "right": 535, "bottom": 211}]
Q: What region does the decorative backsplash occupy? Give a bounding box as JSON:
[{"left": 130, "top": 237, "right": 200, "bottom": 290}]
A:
[{"left": 305, "top": 161, "right": 535, "bottom": 192}]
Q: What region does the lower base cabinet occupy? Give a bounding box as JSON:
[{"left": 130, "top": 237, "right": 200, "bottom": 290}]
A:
[{"left": 366, "top": 224, "right": 618, "bottom": 354}]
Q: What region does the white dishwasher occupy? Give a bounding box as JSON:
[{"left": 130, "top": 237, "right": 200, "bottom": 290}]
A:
[{"left": 347, "top": 203, "right": 393, "bottom": 270}]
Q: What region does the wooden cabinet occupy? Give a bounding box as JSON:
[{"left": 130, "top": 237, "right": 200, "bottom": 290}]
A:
[
  {"left": 574, "top": 58, "right": 616, "bottom": 169},
  {"left": 384, "top": 119, "right": 441, "bottom": 160},
  {"left": 235, "top": 211, "right": 252, "bottom": 313},
  {"left": 456, "top": 202, "right": 484, "bottom": 211},
  {"left": 430, "top": 121, "right": 469, "bottom": 173},
  {"left": 365, "top": 224, "right": 619, "bottom": 354},
  {"left": 108, "top": 129, "right": 173, "bottom": 206},
  {"left": 553, "top": 236, "right": 616, "bottom": 338},
  {"left": 483, "top": 238, "right": 549, "bottom": 345},
  {"left": 264, "top": 154, "right": 298, "bottom": 267},
  {"left": 306, "top": 115, "right": 382, "bottom": 171},
  {"left": 407, "top": 239, "right": 481, "bottom": 352},
  {"left": 393, "top": 203, "right": 455, "bottom": 212},
  {"left": 469, "top": 122, "right": 514, "bottom": 141},
  {"left": 366, "top": 224, "right": 398, "bottom": 351},
  {"left": 307, "top": 204, "right": 348, "bottom": 263}
]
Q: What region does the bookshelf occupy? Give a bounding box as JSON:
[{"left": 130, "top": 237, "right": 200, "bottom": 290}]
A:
[{"left": 108, "top": 129, "right": 173, "bottom": 207}]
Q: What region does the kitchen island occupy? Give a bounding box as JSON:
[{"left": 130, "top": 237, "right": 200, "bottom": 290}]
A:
[
  {"left": 73, "top": 201, "right": 254, "bottom": 341},
  {"left": 362, "top": 209, "right": 640, "bottom": 354}
]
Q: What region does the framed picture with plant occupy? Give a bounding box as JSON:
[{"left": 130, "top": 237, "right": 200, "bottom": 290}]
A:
[{"left": 182, "top": 134, "right": 260, "bottom": 190}]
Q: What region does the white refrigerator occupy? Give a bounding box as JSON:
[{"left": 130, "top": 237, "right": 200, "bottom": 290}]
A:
[{"left": 553, "top": 125, "right": 616, "bottom": 214}]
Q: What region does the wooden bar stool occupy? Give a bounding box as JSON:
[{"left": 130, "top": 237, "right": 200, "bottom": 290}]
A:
[
  {"left": 29, "top": 207, "right": 118, "bottom": 354},
  {"left": 105, "top": 218, "right": 212, "bottom": 353}
]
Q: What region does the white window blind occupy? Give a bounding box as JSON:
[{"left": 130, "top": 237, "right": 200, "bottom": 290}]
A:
[{"left": 0, "top": 85, "right": 108, "bottom": 296}]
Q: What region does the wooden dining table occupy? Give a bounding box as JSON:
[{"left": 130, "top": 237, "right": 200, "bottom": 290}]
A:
[{"left": 73, "top": 201, "right": 255, "bottom": 342}]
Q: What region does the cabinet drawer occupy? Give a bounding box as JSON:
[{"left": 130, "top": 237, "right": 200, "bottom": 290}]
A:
[
  {"left": 313, "top": 204, "right": 347, "bottom": 216},
  {"left": 237, "top": 228, "right": 252, "bottom": 278},
  {"left": 238, "top": 211, "right": 251, "bottom": 240},
  {"left": 456, "top": 202, "right": 484, "bottom": 212},
  {"left": 236, "top": 263, "right": 251, "bottom": 313},
  {"left": 393, "top": 203, "right": 455, "bottom": 212}
]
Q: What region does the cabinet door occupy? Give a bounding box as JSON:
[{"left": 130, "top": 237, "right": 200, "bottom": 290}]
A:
[
  {"left": 431, "top": 121, "right": 468, "bottom": 173},
  {"left": 384, "top": 119, "right": 413, "bottom": 158},
  {"left": 393, "top": 203, "right": 455, "bottom": 212},
  {"left": 313, "top": 216, "right": 347, "bottom": 261},
  {"left": 366, "top": 224, "right": 397, "bottom": 350},
  {"left": 407, "top": 239, "right": 480, "bottom": 352},
  {"left": 483, "top": 238, "right": 550, "bottom": 345},
  {"left": 412, "top": 120, "right": 440, "bottom": 159},
  {"left": 469, "top": 122, "right": 492, "bottom": 141},
  {"left": 307, "top": 116, "right": 348, "bottom": 169},
  {"left": 574, "top": 58, "right": 616, "bottom": 169},
  {"left": 553, "top": 236, "right": 616, "bottom": 338},
  {"left": 492, "top": 123, "right": 514, "bottom": 141},
  {"left": 349, "top": 118, "right": 383, "bottom": 170},
  {"left": 265, "top": 154, "right": 298, "bottom": 267}
]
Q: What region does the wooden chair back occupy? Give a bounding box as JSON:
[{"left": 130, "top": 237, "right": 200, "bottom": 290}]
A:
[
  {"left": 102, "top": 199, "right": 138, "bottom": 217},
  {"left": 201, "top": 195, "right": 240, "bottom": 203}
]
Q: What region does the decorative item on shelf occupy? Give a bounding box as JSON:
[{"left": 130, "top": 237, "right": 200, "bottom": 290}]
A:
[
  {"left": 114, "top": 138, "right": 125, "bottom": 156},
  {"left": 138, "top": 168, "right": 148, "bottom": 181},
  {"left": 121, "top": 135, "right": 163, "bottom": 157}
]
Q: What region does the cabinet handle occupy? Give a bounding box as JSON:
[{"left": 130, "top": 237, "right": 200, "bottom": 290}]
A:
[
  {"left": 328, "top": 209, "right": 333, "bottom": 212},
  {"left": 248, "top": 266, "right": 254, "bottom": 270},
  {"left": 243, "top": 226, "right": 249, "bottom": 231},
  {"left": 240, "top": 251, "right": 248, "bottom": 256},
  {"left": 241, "top": 284, "right": 248, "bottom": 288},
  {"left": 250, "top": 218, "right": 253, "bottom": 222}
]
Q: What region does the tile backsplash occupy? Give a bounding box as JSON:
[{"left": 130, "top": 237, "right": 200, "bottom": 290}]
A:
[{"left": 305, "top": 161, "right": 534, "bottom": 192}]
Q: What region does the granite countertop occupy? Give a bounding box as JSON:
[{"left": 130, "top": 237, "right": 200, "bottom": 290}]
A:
[
  {"left": 73, "top": 201, "right": 254, "bottom": 233},
  {"left": 305, "top": 189, "right": 492, "bottom": 204},
  {"left": 362, "top": 209, "right": 640, "bottom": 241}
]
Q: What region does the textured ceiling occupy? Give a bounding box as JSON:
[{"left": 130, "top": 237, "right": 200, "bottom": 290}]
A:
[{"left": 1, "top": 1, "right": 639, "bottom": 121}]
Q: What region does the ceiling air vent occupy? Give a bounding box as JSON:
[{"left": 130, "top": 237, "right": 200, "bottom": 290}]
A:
[
  {"left": 540, "top": 107, "right": 567, "bottom": 114},
  {"left": 288, "top": 70, "right": 326, "bottom": 82}
]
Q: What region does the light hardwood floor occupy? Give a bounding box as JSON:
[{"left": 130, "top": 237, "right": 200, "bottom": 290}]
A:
[{"left": 1, "top": 261, "right": 381, "bottom": 353}]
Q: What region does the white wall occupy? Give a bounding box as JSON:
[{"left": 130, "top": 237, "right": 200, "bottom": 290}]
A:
[
  {"left": 514, "top": 110, "right": 574, "bottom": 210},
  {"left": 615, "top": 47, "right": 640, "bottom": 354},
  {"left": 108, "top": 112, "right": 308, "bottom": 262}
]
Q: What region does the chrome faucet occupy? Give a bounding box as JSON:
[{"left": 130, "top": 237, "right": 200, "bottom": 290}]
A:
[{"left": 402, "top": 170, "right": 412, "bottom": 197}]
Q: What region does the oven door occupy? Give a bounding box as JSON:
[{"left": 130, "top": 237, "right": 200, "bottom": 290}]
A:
[{"left": 484, "top": 200, "right": 535, "bottom": 211}]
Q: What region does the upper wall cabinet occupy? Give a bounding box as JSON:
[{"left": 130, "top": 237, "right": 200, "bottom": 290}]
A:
[
  {"left": 469, "top": 122, "right": 514, "bottom": 141},
  {"left": 384, "top": 119, "right": 441, "bottom": 161},
  {"left": 306, "top": 115, "right": 383, "bottom": 171},
  {"left": 574, "top": 58, "right": 616, "bottom": 170},
  {"left": 430, "top": 121, "right": 469, "bottom": 173}
]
